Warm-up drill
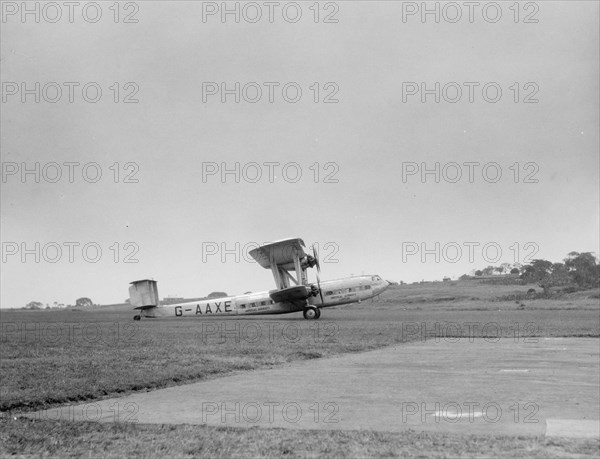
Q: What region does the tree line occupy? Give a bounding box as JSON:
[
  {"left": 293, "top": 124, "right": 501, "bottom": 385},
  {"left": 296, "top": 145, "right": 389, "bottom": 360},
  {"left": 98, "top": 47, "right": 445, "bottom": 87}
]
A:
[
  {"left": 469, "top": 252, "right": 599, "bottom": 291},
  {"left": 25, "top": 297, "right": 93, "bottom": 310}
]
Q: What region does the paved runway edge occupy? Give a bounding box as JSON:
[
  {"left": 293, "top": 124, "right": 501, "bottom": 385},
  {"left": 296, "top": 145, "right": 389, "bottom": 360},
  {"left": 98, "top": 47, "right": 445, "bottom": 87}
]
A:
[
  {"left": 545, "top": 419, "right": 600, "bottom": 439},
  {"left": 26, "top": 338, "right": 599, "bottom": 439}
]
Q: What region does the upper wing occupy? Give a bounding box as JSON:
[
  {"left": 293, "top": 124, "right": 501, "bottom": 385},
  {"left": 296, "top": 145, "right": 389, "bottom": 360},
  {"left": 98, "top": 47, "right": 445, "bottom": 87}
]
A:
[{"left": 249, "top": 238, "right": 306, "bottom": 270}]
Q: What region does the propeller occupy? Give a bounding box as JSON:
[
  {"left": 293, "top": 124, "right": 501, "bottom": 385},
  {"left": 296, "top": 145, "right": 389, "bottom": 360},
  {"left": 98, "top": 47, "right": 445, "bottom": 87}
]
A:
[{"left": 312, "top": 245, "right": 324, "bottom": 305}]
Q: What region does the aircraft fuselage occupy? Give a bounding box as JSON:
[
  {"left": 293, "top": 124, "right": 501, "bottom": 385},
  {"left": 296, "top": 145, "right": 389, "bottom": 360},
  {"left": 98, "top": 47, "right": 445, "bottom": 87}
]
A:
[{"left": 142, "top": 275, "right": 389, "bottom": 318}]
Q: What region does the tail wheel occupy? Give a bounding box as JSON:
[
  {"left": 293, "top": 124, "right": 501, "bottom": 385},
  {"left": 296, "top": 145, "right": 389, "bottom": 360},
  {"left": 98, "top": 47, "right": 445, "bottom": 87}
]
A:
[
  {"left": 303, "top": 307, "right": 319, "bottom": 320},
  {"left": 133, "top": 315, "right": 141, "bottom": 321}
]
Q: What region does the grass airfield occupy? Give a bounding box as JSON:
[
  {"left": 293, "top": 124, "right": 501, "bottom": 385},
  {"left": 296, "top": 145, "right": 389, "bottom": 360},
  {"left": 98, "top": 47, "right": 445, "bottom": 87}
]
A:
[{"left": 1, "top": 280, "right": 599, "bottom": 457}]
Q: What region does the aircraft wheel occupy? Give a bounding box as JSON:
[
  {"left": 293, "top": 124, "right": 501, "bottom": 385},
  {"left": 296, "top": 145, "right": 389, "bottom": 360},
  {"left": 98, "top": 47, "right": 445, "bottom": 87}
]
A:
[
  {"left": 303, "top": 307, "right": 319, "bottom": 320},
  {"left": 133, "top": 315, "right": 141, "bottom": 321},
  {"left": 315, "top": 308, "right": 321, "bottom": 319}
]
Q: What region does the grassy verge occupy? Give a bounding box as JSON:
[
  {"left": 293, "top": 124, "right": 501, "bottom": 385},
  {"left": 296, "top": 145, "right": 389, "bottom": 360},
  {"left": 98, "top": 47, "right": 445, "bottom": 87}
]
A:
[{"left": 1, "top": 417, "right": 599, "bottom": 458}]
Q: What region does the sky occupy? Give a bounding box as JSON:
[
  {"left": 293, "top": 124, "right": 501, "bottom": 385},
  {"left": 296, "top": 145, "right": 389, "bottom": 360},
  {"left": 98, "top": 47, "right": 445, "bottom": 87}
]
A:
[{"left": 1, "top": 1, "right": 598, "bottom": 308}]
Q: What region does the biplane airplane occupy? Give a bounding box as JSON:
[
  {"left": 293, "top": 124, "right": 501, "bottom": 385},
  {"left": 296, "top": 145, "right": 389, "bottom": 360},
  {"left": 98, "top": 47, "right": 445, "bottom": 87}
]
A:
[{"left": 129, "top": 238, "right": 389, "bottom": 320}]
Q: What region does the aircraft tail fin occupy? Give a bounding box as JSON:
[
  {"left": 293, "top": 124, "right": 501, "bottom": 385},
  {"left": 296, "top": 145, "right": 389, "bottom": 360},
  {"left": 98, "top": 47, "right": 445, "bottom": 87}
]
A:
[{"left": 129, "top": 279, "right": 159, "bottom": 310}]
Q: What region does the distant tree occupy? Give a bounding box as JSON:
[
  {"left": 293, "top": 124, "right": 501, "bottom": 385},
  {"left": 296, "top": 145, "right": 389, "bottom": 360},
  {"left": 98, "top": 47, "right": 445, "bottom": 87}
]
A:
[
  {"left": 482, "top": 266, "right": 496, "bottom": 276},
  {"left": 494, "top": 266, "right": 504, "bottom": 274},
  {"left": 520, "top": 259, "right": 553, "bottom": 284},
  {"left": 520, "top": 265, "right": 533, "bottom": 281},
  {"left": 510, "top": 268, "right": 520, "bottom": 275},
  {"left": 75, "top": 297, "right": 93, "bottom": 308},
  {"left": 533, "top": 262, "right": 571, "bottom": 294},
  {"left": 26, "top": 301, "right": 43, "bottom": 310},
  {"left": 459, "top": 274, "right": 470, "bottom": 280},
  {"left": 474, "top": 270, "right": 483, "bottom": 276},
  {"left": 548, "top": 263, "right": 571, "bottom": 284},
  {"left": 564, "top": 252, "right": 599, "bottom": 288},
  {"left": 500, "top": 262, "right": 512, "bottom": 274},
  {"left": 521, "top": 259, "right": 576, "bottom": 294}
]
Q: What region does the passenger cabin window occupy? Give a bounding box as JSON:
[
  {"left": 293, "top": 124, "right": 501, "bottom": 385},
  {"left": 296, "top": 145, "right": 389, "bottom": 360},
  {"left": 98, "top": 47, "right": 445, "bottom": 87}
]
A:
[
  {"left": 365, "top": 285, "right": 371, "bottom": 289},
  {"left": 326, "top": 291, "right": 333, "bottom": 295}
]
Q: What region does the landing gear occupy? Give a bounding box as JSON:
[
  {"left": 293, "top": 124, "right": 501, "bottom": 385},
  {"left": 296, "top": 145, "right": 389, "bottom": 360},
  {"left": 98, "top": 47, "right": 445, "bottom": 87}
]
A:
[
  {"left": 303, "top": 307, "right": 321, "bottom": 320},
  {"left": 133, "top": 315, "right": 141, "bottom": 321}
]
